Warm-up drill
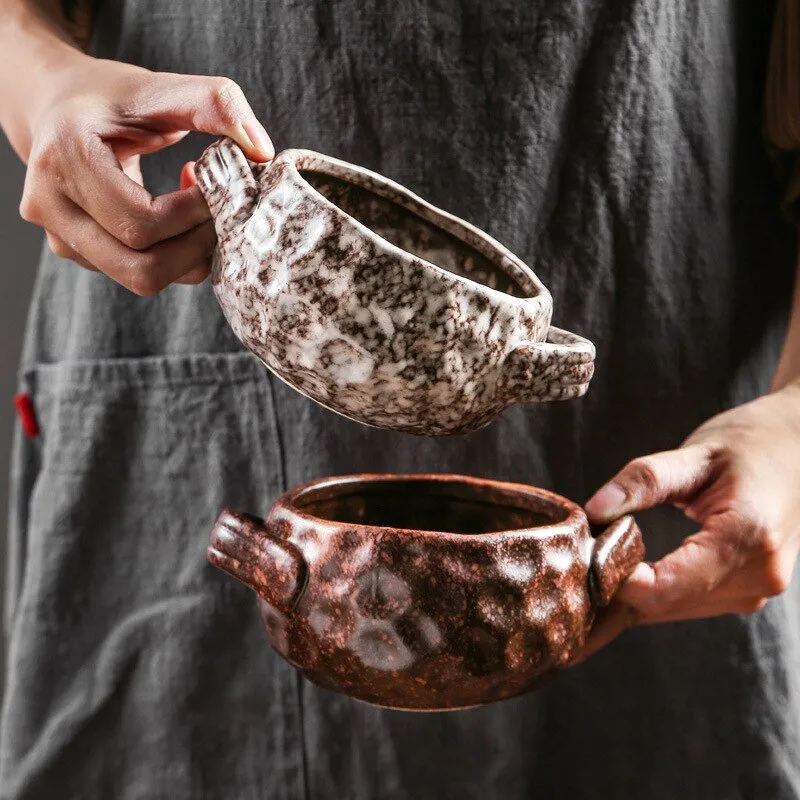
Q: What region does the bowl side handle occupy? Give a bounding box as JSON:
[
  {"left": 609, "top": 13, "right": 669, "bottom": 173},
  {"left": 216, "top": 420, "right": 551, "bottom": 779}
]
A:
[
  {"left": 588, "top": 516, "right": 645, "bottom": 607},
  {"left": 195, "top": 138, "right": 260, "bottom": 243},
  {"left": 208, "top": 509, "right": 307, "bottom": 614},
  {"left": 501, "top": 327, "right": 596, "bottom": 405}
]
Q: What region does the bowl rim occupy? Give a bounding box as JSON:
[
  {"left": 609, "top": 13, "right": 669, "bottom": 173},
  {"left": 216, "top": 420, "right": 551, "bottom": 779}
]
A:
[
  {"left": 277, "top": 148, "right": 552, "bottom": 315},
  {"left": 273, "top": 472, "right": 586, "bottom": 540}
]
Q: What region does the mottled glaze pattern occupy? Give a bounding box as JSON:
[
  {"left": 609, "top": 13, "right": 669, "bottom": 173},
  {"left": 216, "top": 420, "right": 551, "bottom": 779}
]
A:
[
  {"left": 196, "top": 138, "right": 595, "bottom": 435},
  {"left": 208, "top": 475, "right": 644, "bottom": 711}
]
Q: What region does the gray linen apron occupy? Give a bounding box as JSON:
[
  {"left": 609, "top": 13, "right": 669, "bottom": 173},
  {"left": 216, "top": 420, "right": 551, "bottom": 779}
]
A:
[{"left": 3, "top": 1, "right": 800, "bottom": 798}]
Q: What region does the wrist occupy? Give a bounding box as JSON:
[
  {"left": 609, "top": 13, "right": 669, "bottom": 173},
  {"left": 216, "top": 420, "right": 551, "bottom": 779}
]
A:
[
  {"left": 0, "top": 2, "right": 91, "bottom": 159},
  {"left": 773, "top": 376, "right": 800, "bottom": 410}
]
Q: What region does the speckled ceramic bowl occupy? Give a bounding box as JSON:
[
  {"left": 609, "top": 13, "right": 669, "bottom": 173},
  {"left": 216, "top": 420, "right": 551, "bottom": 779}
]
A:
[
  {"left": 195, "top": 139, "right": 595, "bottom": 435},
  {"left": 207, "top": 474, "right": 644, "bottom": 711}
]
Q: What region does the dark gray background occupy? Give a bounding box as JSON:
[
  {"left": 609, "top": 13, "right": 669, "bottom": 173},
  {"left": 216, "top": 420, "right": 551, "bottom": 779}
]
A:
[{"left": 1, "top": 135, "right": 41, "bottom": 681}]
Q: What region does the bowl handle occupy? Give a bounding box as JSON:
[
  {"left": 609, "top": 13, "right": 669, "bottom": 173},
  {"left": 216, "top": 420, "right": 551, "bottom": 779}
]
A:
[
  {"left": 588, "top": 516, "right": 645, "bottom": 607},
  {"left": 208, "top": 509, "right": 307, "bottom": 614},
  {"left": 502, "top": 327, "right": 596, "bottom": 404},
  {"left": 195, "top": 138, "right": 260, "bottom": 243}
]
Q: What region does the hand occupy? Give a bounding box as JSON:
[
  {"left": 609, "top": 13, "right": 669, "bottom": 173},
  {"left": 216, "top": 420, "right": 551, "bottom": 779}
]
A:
[
  {"left": 580, "top": 382, "right": 800, "bottom": 659},
  {"left": 17, "top": 53, "right": 274, "bottom": 294}
]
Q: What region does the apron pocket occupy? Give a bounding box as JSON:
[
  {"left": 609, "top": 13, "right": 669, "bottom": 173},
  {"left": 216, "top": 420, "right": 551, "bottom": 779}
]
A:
[{"left": 1, "top": 352, "right": 306, "bottom": 800}]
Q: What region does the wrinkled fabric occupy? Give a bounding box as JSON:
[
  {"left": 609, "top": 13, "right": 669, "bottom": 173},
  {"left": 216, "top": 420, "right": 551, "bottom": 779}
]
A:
[{"left": 3, "top": 1, "right": 800, "bottom": 798}]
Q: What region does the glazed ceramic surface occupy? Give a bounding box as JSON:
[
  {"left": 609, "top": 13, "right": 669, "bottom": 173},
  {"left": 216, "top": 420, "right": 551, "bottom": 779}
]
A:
[
  {"left": 195, "top": 139, "right": 595, "bottom": 435},
  {"left": 207, "top": 475, "right": 644, "bottom": 711}
]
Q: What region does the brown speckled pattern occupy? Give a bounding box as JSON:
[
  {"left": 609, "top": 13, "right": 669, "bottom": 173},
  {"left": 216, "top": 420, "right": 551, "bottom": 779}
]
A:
[
  {"left": 196, "top": 138, "right": 596, "bottom": 435},
  {"left": 207, "top": 475, "right": 644, "bottom": 711},
  {"left": 588, "top": 516, "right": 646, "bottom": 607}
]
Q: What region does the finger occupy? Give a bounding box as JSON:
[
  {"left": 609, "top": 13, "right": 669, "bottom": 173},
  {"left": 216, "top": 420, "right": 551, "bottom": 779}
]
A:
[
  {"left": 573, "top": 602, "right": 633, "bottom": 663},
  {"left": 46, "top": 232, "right": 98, "bottom": 271},
  {"left": 60, "top": 137, "right": 212, "bottom": 250},
  {"left": 180, "top": 161, "right": 198, "bottom": 191},
  {"left": 128, "top": 73, "right": 274, "bottom": 162},
  {"left": 173, "top": 261, "right": 211, "bottom": 285},
  {"left": 612, "top": 521, "right": 749, "bottom": 620},
  {"left": 642, "top": 596, "right": 768, "bottom": 622},
  {"left": 174, "top": 168, "right": 207, "bottom": 286},
  {"left": 112, "top": 129, "right": 189, "bottom": 162},
  {"left": 616, "top": 505, "right": 797, "bottom": 616},
  {"left": 121, "top": 155, "right": 144, "bottom": 186},
  {"left": 585, "top": 443, "right": 720, "bottom": 523},
  {"left": 47, "top": 195, "right": 217, "bottom": 294},
  {"left": 576, "top": 592, "right": 768, "bottom": 664},
  {"left": 713, "top": 540, "right": 796, "bottom": 599}
]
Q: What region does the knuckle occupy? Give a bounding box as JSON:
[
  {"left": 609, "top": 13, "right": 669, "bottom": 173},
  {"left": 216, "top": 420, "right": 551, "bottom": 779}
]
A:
[
  {"left": 624, "top": 457, "right": 662, "bottom": 498},
  {"left": 127, "top": 273, "right": 162, "bottom": 297},
  {"left": 18, "top": 192, "right": 41, "bottom": 224},
  {"left": 738, "top": 598, "right": 768, "bottom": 616},
  {"left": 46, "top": 234, "right": 71, "bottom": 259},
  {"left": 125, "top": 256, "right": 165, "bottom": 297},
  {"left": 760, "top": 556, "right": 791, "bottom": 597},
  {"left": 713, "top": 533, "right": 748, "bottom": 573},
  {"left": 29, "top": 117, "right": 72, "bottom": 175},
  {"left": 681, "top": 537, "right": 726, "bottom": 594},
  {"left": 208, "top": 77, "right": 246, "bottom": 123},
  {"left": 751, "top": 521, "right": 783, "bottom": 560},
  {"left": 28, "top": 139, "right": 59, "bottom": 176},
  {"left": 118, "top": 219, "right": 156, "bottom": 251}
]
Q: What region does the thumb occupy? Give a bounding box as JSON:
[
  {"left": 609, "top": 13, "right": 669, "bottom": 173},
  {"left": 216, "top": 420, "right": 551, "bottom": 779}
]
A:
[
  {"left": 134, "top": 73, "right": 275, "bottom": 162},
  {"left": 585, "top": 443, "right": 717, "bottom": 523},
  {"left": 180, "top": 161, "right": 198, "bottom": 191}
]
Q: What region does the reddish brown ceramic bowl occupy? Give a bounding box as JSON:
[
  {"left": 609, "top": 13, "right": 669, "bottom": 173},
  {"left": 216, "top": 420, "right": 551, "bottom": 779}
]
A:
[{"left": 208, "top": 475, "right": 644, "bottom": 711}]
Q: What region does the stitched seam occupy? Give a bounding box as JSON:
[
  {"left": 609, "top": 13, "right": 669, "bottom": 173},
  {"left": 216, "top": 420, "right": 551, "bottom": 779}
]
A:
[{"left": 261, "top": 372, "right": 309, "bottom": 800}]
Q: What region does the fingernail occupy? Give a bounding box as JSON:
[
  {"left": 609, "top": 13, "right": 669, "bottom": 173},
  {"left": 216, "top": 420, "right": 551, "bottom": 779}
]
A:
[
  {"left": 585, "top": 482, "right": 627, "bottom": 520},
  {"left": 243, "top": 119, "right": 275, "bottom": 160}
]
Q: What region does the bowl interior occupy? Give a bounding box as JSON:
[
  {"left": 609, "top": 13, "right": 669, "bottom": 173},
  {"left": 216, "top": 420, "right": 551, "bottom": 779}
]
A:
[
  {"left": 293, "top": 477, "right": 570, "bottom": 535},
  {"left": 300, "top": 169, "right": 531, "bottom": 298}
]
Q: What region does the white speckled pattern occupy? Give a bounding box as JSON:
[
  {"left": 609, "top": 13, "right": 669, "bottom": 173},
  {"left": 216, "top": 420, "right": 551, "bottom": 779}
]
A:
[{"left": 196, "top": 138, "right": 595, "bottom": 435}]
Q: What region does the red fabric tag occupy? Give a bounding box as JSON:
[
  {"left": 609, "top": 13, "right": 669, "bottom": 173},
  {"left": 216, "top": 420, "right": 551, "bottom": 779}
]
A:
[{"left": 13, "top": 394, "right": 40, "bottom": 438}]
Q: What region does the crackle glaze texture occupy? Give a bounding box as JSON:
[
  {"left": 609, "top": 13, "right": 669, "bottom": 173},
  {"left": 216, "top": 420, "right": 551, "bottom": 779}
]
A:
[
  {"left": 195, "top": 138, "right": 596, "bottom": 435},
  {"left": 208, "top": 475, "right": 644, "bottom": 711}
]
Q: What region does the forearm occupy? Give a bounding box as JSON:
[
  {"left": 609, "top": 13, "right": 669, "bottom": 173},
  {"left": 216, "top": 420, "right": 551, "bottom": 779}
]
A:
[
  {"left": 0, "top": 0, "right": 88, "bottom": 160},
  {"left": 771, "top": 248, "right": 800, "bottom": 392}
]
